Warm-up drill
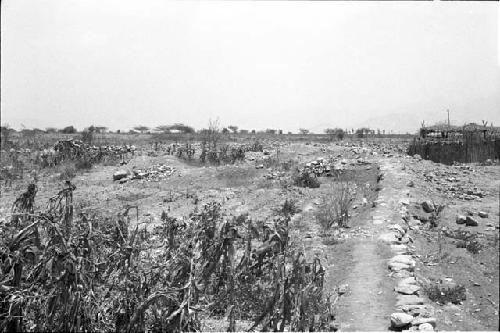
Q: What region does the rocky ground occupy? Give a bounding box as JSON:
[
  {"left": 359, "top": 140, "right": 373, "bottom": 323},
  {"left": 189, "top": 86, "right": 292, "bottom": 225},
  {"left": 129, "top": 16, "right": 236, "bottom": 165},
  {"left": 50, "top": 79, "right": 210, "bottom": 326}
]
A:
[{"left": 0, "top": 139, "right": 498, "bottom": 331}]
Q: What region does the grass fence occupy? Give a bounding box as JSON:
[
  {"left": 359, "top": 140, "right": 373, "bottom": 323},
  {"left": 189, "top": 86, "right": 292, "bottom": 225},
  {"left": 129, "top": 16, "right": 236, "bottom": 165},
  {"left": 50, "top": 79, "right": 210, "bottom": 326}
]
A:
[{"left": 408, "top": 134, "right": 500, "bottom": 164}]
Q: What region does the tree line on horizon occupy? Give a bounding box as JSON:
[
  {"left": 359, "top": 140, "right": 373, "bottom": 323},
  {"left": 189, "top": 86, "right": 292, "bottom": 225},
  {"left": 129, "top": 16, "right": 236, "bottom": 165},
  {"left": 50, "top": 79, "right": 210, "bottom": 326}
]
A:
[{"left": 0, "top": 122, "right": 405, "bottom": 139}]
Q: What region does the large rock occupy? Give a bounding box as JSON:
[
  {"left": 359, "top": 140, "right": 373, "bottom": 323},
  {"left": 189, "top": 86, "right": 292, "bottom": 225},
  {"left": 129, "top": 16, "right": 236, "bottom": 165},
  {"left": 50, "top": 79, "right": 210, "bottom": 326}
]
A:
[
  {"left": 419, "top": 323, "right": 434, "bottom": 331},
  {"left": 396, "top": 295, "right": 425, "bottom": 307},
  {"left": 113, "top": 169, "right": 129, "bottom": 181},
  {"left": 411, "top": 317, "right": 436, "bottom": 327},
  {"left": 389, "top": 255, "right": 416, "bottom": 267},
  {"left": 456, "top": 215, "right": 466, "bottom": 224},
  {"left": 393, "top": 270, "right": 413, "bottom": 278},
  {"left": 465, "top": 216, "right": 478, "bottom": 227},
  {"left": 390, "top": 313, "right": 414, "bottom": 328},
  {"left": 421, "top": 201, "right": 434, "bottom": 213},
  {"left": 399, "top": 277, "right": 417, "bottom": 285},
  {"left": 395, "top": 284, "right": 421, "bottom": 295},
  {"left": 389, "top": 262, "right": 412, "bottom": 271},
  {"left": 391, "top": 244, "right": 408, "bottom": 254}
]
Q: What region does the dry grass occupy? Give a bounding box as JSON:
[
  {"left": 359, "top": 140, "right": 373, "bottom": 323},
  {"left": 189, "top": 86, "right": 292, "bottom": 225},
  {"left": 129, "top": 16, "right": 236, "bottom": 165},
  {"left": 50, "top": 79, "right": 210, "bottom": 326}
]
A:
[{"left": 216, "top": 166, "right": 258, "bottom": 188}]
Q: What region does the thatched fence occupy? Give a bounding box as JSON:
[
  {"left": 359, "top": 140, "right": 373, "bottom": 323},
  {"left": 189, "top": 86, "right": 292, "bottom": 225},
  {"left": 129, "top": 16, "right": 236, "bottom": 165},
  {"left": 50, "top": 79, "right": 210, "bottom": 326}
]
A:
[{"left": 408, "top": 133, "right": 500, "bottom": 164}]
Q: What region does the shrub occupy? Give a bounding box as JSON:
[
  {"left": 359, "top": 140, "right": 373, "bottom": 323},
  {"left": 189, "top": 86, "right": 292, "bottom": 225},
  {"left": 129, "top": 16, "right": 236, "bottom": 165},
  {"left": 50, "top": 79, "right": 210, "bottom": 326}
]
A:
[
  {"left": 315, "top": 179, "right": 356, "bottom": 229},
  {"left": 466, "top": 239, "right": 483, "bottom": 254},
  {"left": 423, "top": 283, "right": 466, "bottom": 304},
  {"left": 293, "top": 169, "right": 320, "bottom": 188},
  {"left": 316, "top": 201, "right": 337, "bottom": 231},
  {"left": 280, "top": 199, "right": 299, "bottom": 218},
  {"left": 444, "top": 229, "right": 483, "bottom": 254}
]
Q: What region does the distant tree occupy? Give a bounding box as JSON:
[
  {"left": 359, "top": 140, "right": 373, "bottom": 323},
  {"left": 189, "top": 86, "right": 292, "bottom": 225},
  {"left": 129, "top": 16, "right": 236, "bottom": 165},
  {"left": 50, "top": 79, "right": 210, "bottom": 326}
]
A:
[
  {"left": 95, "top": 126, "right": 108, "bottom": 133},
  {"left": 222, "top": 128, "right": 229, "bottom": 134},
  {"left": 155, "top": 123, "right": 194, "bottom": 134},
  {"left": 325, "top": 128, "right": 345, "bottom": 140},
  {"left": 0, "top": 124, "right": 15, "bottom": 148},
  {"left": 45, "top": 127, "right": 57, "bottom": 133},
  {"left": 133, "top": 125, "right": 150, "bottom": 134},
  {"left": 200, "top": 118, "right": 221, "bottom": 150},
  {"left": 288, "top": 131, "right": 292, "bottom": 135},
  {"left": 278, "top": 129, "right": 283, "bottom": 135},
  {"left": 116, "top": 129, "right": 121, "bottom": 134},
  {"left": 129, "top": 129, "right": 139, "bottom": 134},
  {"left": 169, "top": 123, "right": 195, "bottom": 134},
  {"left": 251, "top": 129, "right": 256, "bottom": 134},
  {"left": 266, "top": 129, "right": 277, "bottom": 135},
  {"left": 228, "top": 125, "right": 238, "bottom": 134},
  {"left": 239, "top": 129, "right": 249, "bottom": 134},
  {"left": 59, "top": 126, "right": 77, "bottom": 134},
  {"left": 299, "top": 128, "right": 310, "bottom": 135},
  {"left": 81, "top": 128, "right": 94, "bottom": 145},
  {"left": 355, "top": 127, "right": 371, "bottom": 138},
  {"left": 155, "top": 125, "right": 171, "bottom": 133}
]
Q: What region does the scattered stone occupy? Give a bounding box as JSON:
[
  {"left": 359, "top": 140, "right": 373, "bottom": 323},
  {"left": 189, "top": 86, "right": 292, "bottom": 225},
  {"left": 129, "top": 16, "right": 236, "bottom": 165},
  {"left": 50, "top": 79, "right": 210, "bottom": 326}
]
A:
[
  {"left": 478, "top": 211, "right": 488, "bottom": 218},
  {"left": 398, "top": 304, "right": 434, "bottom": 317},
  {"left": 388, "top": 224, "right": 406, "bottom": 236},
  {"left": 390, "top": 313, "right": 414, "bottom": 328},
  {"left": 338, "top": 284, "right": 349, "bottom": 295},
  {"left": 395, "top": 284, "right": 421, "bottom": 295},
  {"left": 418, "top": 323, "right": 434, "bottom": 331},
  {"left": 255, "top": 164, "right": 264, "bottom": 169},
  {"left": 130, "top": 164, "right": 176, "bottom": 181},
  {"left": 456, "top": 215, "right": 466, "bottom": 224},
  {"left": 398, "top": 235, "right": 413, "bottom": 245},
  {"left": 396, "top": 295, "right": 425, "bottom": 307},
  {"left": 465, "top": 216, "right": 478, "bottom": 227},
  {"left": 113, "top": 169, "right": 129, "bottom": 181},
  {"left": 421, "top": 201, "right": 434, "bottom": 213},
  {"left": 407, "top": 181, "right": 414, "bottom": 187}
]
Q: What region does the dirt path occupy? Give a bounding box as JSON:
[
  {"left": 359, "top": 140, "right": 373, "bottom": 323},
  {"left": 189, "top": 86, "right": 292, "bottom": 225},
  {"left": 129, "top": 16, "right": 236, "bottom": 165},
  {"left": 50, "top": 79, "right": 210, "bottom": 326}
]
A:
[{"left": 336, "top": 158, "right": 409, "bottom": 331}]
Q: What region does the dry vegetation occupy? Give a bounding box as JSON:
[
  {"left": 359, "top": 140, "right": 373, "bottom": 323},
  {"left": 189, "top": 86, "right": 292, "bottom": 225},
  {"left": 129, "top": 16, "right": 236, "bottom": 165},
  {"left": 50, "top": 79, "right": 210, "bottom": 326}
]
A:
[{"left": 0, "top": 125, "right": 498, "bottom": 332}]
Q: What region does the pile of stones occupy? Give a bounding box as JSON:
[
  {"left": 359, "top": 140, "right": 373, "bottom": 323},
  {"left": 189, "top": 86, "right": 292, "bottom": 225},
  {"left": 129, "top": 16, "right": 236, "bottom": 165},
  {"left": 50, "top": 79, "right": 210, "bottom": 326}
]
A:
[{"left": 113, "top": 164, "right": 176, "bottom": 183}]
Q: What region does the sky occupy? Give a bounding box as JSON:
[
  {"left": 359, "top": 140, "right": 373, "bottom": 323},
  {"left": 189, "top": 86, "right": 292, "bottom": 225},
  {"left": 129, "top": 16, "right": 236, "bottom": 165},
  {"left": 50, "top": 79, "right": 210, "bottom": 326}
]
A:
[{"left": 1, "top": 0, "right": 499, "bottom": 133}]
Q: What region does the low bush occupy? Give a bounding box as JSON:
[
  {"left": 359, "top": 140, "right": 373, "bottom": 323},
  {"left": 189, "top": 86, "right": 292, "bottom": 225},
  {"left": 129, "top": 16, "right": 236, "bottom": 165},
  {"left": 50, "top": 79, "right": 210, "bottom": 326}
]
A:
[
  {"left": 316, "top": 179, "right": 356, "bottom": 230},
  {"left": 423, "top": 283, "right": 466, "bottom": 304},
  {"left": 293, "top": 169, "right": 320, "bottom": 188},
  {"left": 279, "top": 199, "right": 299, "bottom": 217}
]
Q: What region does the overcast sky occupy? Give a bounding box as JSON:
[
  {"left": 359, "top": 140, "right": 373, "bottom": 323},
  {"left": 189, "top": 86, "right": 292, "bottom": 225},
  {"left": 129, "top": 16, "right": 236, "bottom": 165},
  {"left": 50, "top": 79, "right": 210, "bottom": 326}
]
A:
[{"left": 1, "top": 0, "right": 499, "bottom": 133}]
